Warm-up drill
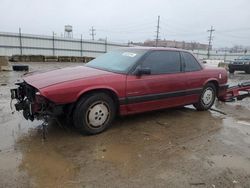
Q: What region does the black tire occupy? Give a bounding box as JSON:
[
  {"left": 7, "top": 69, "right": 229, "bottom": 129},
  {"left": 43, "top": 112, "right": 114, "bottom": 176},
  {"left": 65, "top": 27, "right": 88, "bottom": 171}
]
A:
[
  {"left": 193, "top": 83, "right": 216, "bottom": 111},
  {"left": 73, "top": 93, "right": 116, "bottom": 135},
  {"left": 229, "top": 68, "right": 234, "bottom": 74},
  {"left": 12, "top": 65, "right": 29, "bottom": 71}
]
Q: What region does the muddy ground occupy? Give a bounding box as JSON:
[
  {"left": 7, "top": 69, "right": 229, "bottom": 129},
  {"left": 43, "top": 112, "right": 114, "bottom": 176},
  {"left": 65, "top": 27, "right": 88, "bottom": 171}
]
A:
[{"left": 0, "top": 62, "right": 250, "bottom": 188}]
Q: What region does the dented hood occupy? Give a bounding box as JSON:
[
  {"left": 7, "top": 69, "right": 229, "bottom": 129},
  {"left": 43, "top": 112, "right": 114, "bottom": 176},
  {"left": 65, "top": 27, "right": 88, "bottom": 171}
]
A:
[{"left": 23, "top": 66, "right": 111, "bottom": 89}]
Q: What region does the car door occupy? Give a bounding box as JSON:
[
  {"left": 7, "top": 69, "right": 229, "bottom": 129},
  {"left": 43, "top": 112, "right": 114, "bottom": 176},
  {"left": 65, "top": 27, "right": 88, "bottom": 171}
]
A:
[
  {"left": 125, "top": 50, "right": 188, "bottom": 114},
  {"left": 180, "top": 51, "right": 205, "bottom": 104}
]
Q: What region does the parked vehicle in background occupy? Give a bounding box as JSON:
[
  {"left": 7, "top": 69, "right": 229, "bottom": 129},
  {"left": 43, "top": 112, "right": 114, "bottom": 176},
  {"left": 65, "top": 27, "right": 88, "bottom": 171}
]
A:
[
  {"left": 11, "top": 47, "right": 228, "bottom": 135},
  {"left": 228, "top": 55, "right": 250, "bottom": 74}
]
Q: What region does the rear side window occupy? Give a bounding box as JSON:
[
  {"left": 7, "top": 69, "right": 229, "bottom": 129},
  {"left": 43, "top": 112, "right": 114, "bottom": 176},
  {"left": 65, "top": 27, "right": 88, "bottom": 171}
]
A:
[
  {"left": 182, "top": 52, "right": 201, "bottom": 72},
  {"left": 141, "top": 51, "right": 181, "bottom": 74}
]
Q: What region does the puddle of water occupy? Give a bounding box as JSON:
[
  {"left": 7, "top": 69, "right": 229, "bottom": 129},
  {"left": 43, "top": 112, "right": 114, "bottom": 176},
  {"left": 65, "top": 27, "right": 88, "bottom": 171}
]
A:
[
  {"left": 12, "top": 119, "right": 82, "bottom": 188},
  {"left": 19, "top": 136, "right": 79, "bottom": 188},
  {"left": 94, "top": 143, "right": 140, "bottom": 176},
  {"left": 95, "top": 143, "right": 136, "bottom": 162}
]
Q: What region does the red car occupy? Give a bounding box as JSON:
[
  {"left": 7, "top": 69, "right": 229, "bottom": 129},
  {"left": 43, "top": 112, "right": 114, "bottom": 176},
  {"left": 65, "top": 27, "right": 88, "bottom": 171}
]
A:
[{"left": 11, "top": 47, "right": 228, "bottom": 134}]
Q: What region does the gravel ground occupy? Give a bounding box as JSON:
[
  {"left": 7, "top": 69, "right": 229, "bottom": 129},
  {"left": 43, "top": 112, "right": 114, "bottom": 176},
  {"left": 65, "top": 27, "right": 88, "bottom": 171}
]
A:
[{"left": 0, "top": 62, "right": 250, "bottom": 188}]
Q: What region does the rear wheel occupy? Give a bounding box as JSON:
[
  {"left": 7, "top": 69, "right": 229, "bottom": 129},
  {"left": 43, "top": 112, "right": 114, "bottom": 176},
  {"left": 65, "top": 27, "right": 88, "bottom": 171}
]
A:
[
  {"left": 229, "top": 68, "right": 234, "bottom": 74},
  {"left": 193, "top": 83, "right": 216, "bottom": 111},
  {"left": 73, "top": 93, "right": 116, "bottom": 135}
]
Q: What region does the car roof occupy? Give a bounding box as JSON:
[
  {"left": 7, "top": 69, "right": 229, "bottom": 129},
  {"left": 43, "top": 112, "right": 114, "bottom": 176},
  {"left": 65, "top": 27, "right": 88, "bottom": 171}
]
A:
[{"left": 121, "top": 46, "right": 190, "bottom": 53}]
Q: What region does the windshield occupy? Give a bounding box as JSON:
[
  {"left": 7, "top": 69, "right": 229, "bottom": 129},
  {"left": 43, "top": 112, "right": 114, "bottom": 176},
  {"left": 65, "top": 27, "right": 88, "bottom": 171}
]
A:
[
  {"left": 85, "top": 49, "right": 147, "bottom": 73},
  {"left": 238, "top": 55, "right": 250, "bottom": 60}
]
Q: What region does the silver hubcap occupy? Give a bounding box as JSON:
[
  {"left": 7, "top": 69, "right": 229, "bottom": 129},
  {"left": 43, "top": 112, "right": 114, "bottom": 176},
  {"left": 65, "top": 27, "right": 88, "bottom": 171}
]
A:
[
  {"left": 87, "top": 102, "right": 109, "bottom": 128},
  {"left": 202, "top": 88, "right": 214, "bottom": 105}
]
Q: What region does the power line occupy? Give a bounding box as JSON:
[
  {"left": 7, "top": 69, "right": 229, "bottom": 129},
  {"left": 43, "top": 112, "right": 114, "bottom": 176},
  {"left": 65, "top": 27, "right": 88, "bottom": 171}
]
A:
[
  {"left": 207, "top": 26, "right": 215, "bottom": 58},
  {"left": 89, "top": 26, "right": 96, "bottom": 40},
  {"left": 155, "top": 16, "right": 160, "bottom": 47}
]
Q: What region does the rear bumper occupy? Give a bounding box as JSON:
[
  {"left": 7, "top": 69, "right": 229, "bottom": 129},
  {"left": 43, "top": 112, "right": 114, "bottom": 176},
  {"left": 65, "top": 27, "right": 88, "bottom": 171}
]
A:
[{"left": 218, "top": 84, "right": 228, "bottom": 97}]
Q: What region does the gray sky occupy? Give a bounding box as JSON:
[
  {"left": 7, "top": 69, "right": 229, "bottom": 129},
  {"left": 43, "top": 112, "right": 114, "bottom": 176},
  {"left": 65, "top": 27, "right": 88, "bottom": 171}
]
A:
[{"left": 1, "top": 0, "right": 250, "bottom": 47}]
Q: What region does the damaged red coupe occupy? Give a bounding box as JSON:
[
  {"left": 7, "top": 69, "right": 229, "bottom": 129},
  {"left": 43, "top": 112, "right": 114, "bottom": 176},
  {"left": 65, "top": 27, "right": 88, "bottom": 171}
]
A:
[{"left": 11, "top": 47, "right": 228, "bottom": 134}]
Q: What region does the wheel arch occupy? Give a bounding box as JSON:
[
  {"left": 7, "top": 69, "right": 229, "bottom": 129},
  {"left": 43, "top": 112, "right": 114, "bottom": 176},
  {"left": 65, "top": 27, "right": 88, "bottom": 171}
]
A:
[
  {"left": 68, "top": 87, "right": 120, "bottom": 116},
  {"left": 78, "top": 87, "right": 119, "bottom": 104},
  {"left": 203, "top": 79, "right": 219, "bottom": 96}
]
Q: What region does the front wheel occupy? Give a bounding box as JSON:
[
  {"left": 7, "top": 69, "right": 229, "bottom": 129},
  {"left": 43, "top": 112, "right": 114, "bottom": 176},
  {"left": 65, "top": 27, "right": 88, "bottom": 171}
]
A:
[
  {"left": 193, "top": 83, "right": 216, "bottom": 111},
  {"left": 73, "top": 93, "right": 116, "bottom": 135}
]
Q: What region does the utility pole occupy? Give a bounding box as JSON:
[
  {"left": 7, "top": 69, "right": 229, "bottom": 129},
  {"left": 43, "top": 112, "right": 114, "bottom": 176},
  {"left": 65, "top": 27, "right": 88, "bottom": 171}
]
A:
[
  {"left": 19, "top": 28, "right": 23, "bottom": 55},
  {"left": 155, "top": 16, "right": 160, "bottom": 47},
  {"left": 52, "top": 32, "right": 55, "bottom": 56},
  {"left": 105, "top": 37, "right": 107, "bottom": 53},
  {"left": 207, "top": 26, "right": 215, "bottom": 59},
  {"left": 90, "top": 26, "right": 96, "bottom": 40},
  {"left": 80, "top": 34, "right": 83, "bottom": 57}
]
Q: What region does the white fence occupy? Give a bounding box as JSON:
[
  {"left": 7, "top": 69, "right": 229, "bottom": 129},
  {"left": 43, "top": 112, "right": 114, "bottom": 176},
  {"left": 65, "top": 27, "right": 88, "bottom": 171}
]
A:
[
  {"left": 192, "top": 49, "right": 250, "bottom": 62},
  {"left": 0, "top": 31, "right": 128, "bottom": 58},
  {"left": 0, "top": 31, "right": 249, "bottom": 61}
]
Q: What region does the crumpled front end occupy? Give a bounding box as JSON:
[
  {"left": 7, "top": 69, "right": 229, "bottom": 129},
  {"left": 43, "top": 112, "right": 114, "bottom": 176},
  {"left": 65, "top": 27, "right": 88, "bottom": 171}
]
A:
[{"left": 10, "top": 81, "right": 62, "bottom": 121}]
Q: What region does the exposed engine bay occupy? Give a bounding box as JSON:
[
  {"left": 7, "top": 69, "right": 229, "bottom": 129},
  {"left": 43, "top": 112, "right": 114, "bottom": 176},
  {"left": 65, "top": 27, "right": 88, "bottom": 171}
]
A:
[{"left": 10, "top": 81, "right": 63, "bottom": 121}]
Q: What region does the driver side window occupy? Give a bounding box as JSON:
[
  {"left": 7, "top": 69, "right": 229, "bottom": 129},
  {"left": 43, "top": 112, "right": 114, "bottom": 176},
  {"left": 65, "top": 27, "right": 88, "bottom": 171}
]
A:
[{"left": 141, "top": 51, "right": 181, "bottom": 75}]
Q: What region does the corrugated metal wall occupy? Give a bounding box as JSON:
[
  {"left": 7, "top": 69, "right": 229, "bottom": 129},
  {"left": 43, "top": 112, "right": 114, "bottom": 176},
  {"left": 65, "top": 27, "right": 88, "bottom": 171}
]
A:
[
  {"left": 192, "top": 49, "right": 250, "bottom": 61},
  {"left": 0, "top": 32, "right": 128, "bottom": 57},
  {"left": 1, "top": 31, "right": 248, "bottom": 61}
]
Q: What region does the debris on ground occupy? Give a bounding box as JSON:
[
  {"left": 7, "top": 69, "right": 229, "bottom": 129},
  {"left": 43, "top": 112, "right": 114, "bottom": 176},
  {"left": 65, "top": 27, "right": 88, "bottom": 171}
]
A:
[{"left": 189, "top": 182, "right": 206, "bottom": 186}]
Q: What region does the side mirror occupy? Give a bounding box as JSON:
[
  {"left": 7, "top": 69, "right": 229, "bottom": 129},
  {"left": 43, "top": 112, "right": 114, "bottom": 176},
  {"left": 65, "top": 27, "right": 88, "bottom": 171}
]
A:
[{"left": 135, "top": 67, "right": 151, "bottom": 76}]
